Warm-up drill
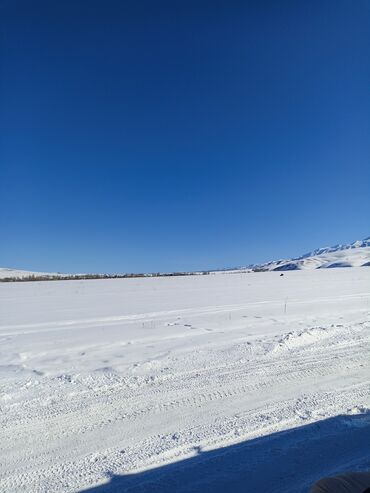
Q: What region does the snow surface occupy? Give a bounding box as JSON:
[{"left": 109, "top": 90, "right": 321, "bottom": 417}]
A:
[{"left": 1, "top": 268, "right": 370, "bottom": 492}]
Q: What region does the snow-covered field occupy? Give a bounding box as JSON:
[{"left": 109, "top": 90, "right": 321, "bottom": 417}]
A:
[{"left": 1, "top": 269, "right": 370, "bottom": 492}]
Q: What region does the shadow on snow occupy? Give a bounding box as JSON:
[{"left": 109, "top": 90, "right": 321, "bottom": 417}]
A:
[{"left": 80, "top": 411, "right": 370, "bottom": 493}]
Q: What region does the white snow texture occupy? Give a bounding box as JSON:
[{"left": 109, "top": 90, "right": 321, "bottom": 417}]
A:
[{"left": 1, "top": 266, "right": 370, "bottom": 492}]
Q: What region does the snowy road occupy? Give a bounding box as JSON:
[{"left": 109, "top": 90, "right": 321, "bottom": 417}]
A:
[{"left": 1, "top": 269, "right": 369, "bottom": 492}]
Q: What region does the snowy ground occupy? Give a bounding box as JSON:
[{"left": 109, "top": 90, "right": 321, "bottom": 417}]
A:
[{"left": 1, "top": 269, "right": 369, "bottom": 492}]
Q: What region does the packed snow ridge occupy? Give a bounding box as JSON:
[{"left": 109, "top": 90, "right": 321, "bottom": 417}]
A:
[{"left": 251, "top": 235, "right": 370, "bottom": 272}]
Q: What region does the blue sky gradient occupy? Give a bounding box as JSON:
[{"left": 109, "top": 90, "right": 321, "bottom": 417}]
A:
[{"left": 1, "top": 1, "right": 369, "bottom": 273}]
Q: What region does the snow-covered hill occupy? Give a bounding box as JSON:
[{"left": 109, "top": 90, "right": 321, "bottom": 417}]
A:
[
  {"left": 252, "top": 236, "right": 370, "bottom": 272},
  {"left": 0, "top": 267, "right": 59, "bottom": 280},
  {"left": 2, "top": 236, "right": 370, "bottom": 279}
]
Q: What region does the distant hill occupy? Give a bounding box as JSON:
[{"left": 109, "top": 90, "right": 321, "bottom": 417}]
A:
[
  {"left": 0, "top": 268, "right": 60, "bottom": 280},
  {"left": 0, "top": 268, "right": 208, "bottom": 281},
  {"left": 250, "top": 236, "right": 370, "bottom": 272},
  {"left": 2, "top": 235, "right": 370, "bottom": 280}
]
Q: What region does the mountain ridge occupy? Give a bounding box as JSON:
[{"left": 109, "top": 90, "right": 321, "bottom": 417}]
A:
[
  {"left": 1, "top": 235, "right": 370, "bottom": 280},
  {"left": 251, "top": 235, "right": 370, "bottom": 272}
]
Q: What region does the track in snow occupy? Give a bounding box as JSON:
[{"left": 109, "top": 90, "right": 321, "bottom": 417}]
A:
[{"left": 0, "top": 268, "right": 369, "bottom": 492}]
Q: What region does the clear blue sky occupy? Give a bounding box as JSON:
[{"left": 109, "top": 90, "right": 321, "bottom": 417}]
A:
[{"left": 1, "top": 1, "right": 369, "bottom": 273}]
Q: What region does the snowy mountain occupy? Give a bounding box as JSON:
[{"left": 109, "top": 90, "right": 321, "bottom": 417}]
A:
[
  {"left": 252, "top": 236, "right": 370, "bottom": 272},
  {"left": 2, "top": 236, "right": 370, "bottom": 279}
]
